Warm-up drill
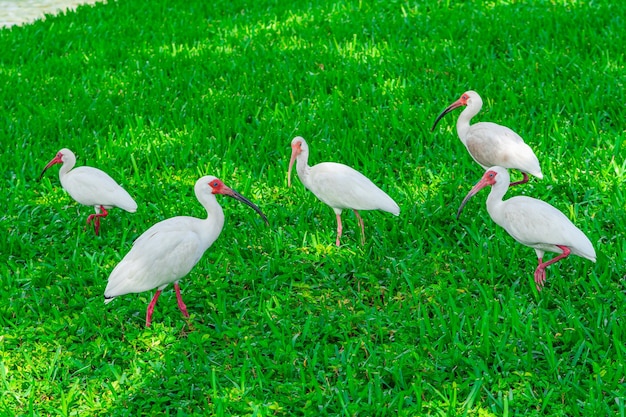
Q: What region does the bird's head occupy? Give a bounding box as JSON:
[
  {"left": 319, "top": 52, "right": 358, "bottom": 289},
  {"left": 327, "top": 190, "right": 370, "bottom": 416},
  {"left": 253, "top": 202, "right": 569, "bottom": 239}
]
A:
[
  {"left": 287, "top": 136, "right": 307, "bottom": 187},
  {"left": 456, "top": 166, "right": 508, "bottom": 219},
  {"left": 38, "top": 148, "right": 74, "bottom": 181},
  {"left": 431, "top": 90, "right": 482, "bottom": 132}
]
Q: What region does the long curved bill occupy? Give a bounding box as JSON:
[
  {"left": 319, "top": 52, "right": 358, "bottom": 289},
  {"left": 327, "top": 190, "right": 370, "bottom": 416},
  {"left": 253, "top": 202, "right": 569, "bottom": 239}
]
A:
[
  {"left": 37, "top": 156, "right": 62, "bottom": 181},
  {"left": 228, "top": 189, "right": 269, "bottom": 226},
  {"left": 456, "top": 178, "right": 491, "bottom": 220},
  {"left": 431, "top": 99, "right": 464, "bottom": 132},
  {"left": 287, "top": 146, "right": 298, "bottom": 188}
]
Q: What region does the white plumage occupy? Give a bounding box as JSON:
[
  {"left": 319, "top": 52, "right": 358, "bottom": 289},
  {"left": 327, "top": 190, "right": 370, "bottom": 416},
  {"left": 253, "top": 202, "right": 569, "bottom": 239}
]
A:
[
  {"left": 104, "top": 176, "right": 268, "bottom": 327},
  {"left": 39, "top": 148, "right": 137, "bottom": 235},
  {"left": 432, "top": 91, "right": 543, "bottom": 185},
  {"left": 458, "top": 166, "right": 596, "bottom": 291},
  {"left": 287, "top": 136, "right": 399, "bottom": 246}
]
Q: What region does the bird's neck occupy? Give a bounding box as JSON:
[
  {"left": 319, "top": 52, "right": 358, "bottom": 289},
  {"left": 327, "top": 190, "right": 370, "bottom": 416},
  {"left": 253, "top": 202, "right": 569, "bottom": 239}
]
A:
[
  {"left": 198, "top": 195, "right": 225, "bottom": 229},
  {"left": 486, "top": 183, "right": 509, "bottom": 225},
  {"left": 58, "top": 160, "right": 75, "bottom": 180},
  {"left": 456, "top": 106, "right": 479, "bottom": 144},
  {"left": 295, "top": 153, "right": 313, "bottom": 188}
]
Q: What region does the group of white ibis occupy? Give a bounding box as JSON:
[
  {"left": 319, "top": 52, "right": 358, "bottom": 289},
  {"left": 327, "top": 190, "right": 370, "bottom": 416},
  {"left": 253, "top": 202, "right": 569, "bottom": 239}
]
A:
[
  {"left": 37, "top": 89, "right": 596, "bottom": 326},
  {"left": 104, "top": 176, "right": 268, "bottom": 327},
  {"left": 431, "top": 90, "right": 596, "bottom": 291},
  {"left": 39, "top": 151, "right": 268, "bottom": 326}
]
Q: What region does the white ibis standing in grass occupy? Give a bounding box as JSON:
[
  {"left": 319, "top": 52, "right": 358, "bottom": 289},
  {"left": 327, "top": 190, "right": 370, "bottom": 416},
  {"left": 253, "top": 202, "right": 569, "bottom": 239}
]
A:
[
  {"left": 104, "top": 176, "right": 268, "bottom": 327},
  {"left": 39, "top": 148, "right": 137, "bottom": 235},
  {"left": 287, "top": 136, "right": 400, "bottom": 246},
  {"left": 431, "top": 90, "right": 543, "bottom": 186},
  {"left": 457, "top": 166, "right": 596, "bottom": 291}
]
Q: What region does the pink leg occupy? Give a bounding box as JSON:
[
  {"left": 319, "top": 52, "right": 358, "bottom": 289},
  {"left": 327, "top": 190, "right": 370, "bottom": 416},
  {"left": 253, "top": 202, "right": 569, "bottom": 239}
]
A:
[
  {"left": 509, "top": 172, "right": 530, "bottom": 187},
  {"left": 335, "top": 213, "right": 343, "bottom": 246},
  {"left": 174, "top": 283, "right": 189, "bottom": 318},
  {"left": 86, "top": 206, "right": 109, "bottom": 235},
  {"left": 146, "top": 289, "right": 163, "bottom": 327},
  {"left": 534, "top": 258, "right": 546, "bottom": 291},
  {"left": 533, "top": 245, "right": 571, "bottom": 291},
  {"left": 353, "top": 210, "right": 365, "bottom": 245}
]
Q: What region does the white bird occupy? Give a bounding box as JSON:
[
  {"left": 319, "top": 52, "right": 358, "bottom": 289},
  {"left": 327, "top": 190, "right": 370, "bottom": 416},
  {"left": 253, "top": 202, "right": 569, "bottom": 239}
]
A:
[
  {"left": 431, "top": 90, "right": 543, "bottom": 186},
  {"left": 457, "top": 166, "right": 596, "bottom": 291},
  {"left": 287, "top": 136, "right": 400, "bottom": 246},
  {"left": 39, "top": 148, "right": 137, "bottom": 235},
  {"left": 104, "top": 176, "right": 268, "bottom": 327}
]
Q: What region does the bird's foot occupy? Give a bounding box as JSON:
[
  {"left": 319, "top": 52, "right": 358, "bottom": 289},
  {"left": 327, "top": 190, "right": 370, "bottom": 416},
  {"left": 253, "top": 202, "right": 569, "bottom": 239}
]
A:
[
  {"left": 174, "top": 283, "right": 190, "bottom": 318},
  {"left": 86, "top": 214, "right": 101, "bottom": 235},
  {"left": 178, "top": 300, "right": 189, "bottom": 318},
  {"left": 534, "top": 267, "right": 547, "bottom": 291}
]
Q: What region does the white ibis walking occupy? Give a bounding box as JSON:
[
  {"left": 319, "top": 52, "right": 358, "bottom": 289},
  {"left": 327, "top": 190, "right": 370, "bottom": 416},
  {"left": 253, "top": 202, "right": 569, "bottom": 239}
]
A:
[
  {"left": 457, "top": 166, "right": 596, "bottom": 291},
  {"left": 431, "top": 91, "right": 543, "bottom": 186},
  {"left": 104, "top": 176, "right": 268, "bottom": 327},
  {"left": 39, "top": 148, "right": 137, "bottom": 235},
  {"left": 287, "top": 136, "right": 400, "bottom": 246}
]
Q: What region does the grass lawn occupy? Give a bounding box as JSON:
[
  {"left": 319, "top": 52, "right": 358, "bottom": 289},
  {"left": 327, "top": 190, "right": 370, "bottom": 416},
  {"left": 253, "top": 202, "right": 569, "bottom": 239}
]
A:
[{"left": 1, "top": 0, "right": 625, "bottom": 415}]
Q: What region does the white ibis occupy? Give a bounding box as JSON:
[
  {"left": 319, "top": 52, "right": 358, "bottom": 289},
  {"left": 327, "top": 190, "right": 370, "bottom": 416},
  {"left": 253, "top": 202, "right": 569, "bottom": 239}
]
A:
[
  {"left": 431, "top": 90, "right": 543, "bottom": 186},
  {"left": 104, "top": 176, "right": 268, "bottom": 327},
  {"left": 287, "top": 136, "right": 400, "bottom": 246},
  {"left": 39, "top": 148, "right": 137, "bottom": 235},
  {"left": 457, "top": 166, "right": 596, "bottom": 291}
]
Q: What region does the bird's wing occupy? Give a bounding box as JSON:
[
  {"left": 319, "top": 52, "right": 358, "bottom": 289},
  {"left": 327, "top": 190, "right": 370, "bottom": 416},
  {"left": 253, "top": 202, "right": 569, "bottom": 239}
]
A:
[
  {"left": 63, "top": 167, "right": 136, "bottom": 210},
  {"left": 105, "top": 225, "right": 205, "bottom": 298},
  {"left": 466, "top": 123, "right": 541, "bottom": 176},
  {"left": 499, "top": 197, "right": 578, "bottom": 250},
  {"left": 307, "top": 162, "right": 398, "bottom": 213},
  {"left": 131, "top": 217, "right": 196, "bottom": 247}
]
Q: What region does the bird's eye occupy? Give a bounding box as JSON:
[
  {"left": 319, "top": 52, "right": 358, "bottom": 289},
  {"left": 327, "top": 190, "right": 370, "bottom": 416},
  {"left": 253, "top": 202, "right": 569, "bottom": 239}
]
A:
[{"left": 212, "top": 181, "right": 219, "bottom": 187}]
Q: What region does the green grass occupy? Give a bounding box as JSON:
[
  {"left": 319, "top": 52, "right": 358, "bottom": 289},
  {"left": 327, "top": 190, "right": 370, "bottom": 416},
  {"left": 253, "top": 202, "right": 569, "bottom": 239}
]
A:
[{"left": 1, "top": 0, "right": 625, "bottom": 415}]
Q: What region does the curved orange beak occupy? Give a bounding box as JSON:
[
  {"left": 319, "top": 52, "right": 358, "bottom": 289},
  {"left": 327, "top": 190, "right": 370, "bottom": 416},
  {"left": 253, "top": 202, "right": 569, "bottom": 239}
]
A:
[
  {"left": 38, "top": 153, "right": 63, "bottom": 181},
  {"left": 287, "top": 141, "right": 302, "bottom": 188}
]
